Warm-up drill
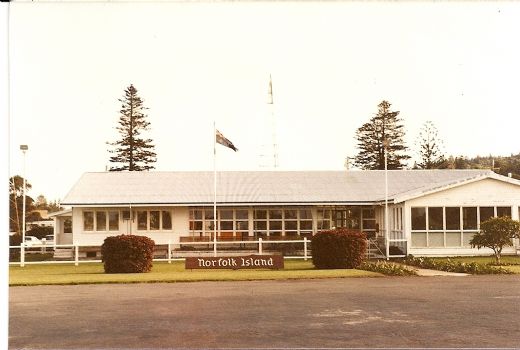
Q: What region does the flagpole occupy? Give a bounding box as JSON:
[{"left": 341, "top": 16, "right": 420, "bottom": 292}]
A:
[{"left": 213, "top": 121, "right": 217, "bottom": 257}]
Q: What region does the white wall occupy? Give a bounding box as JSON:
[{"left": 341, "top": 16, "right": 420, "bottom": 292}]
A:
[
  {"left": 404, "top": 178, "right": 520, "bottom": 256},
  {"left": 72, "top": 206, "right": 189, "bottom": 246}
]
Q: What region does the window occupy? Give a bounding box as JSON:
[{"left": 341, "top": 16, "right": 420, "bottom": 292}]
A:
[
  {"left": 64, "top": 218, "right": 72, "bottom": 233},
  {"left": 411, "top": 206, "right": 512, "bottom": 249},
  {"left": 428, "top": 207, "right": 443, "bottom": 230},
  {"left": 411, "top": 208, "right": 426, "bottom": 230},
  {"left": 463, "top": 207, "right": 477, "bottom": 230},
  {"left": 479, "top": 207, "right": 494, "bottom": 224},
  {"left": 137, "top": 209, "right": 173, "bottom": 231},
  {"left": 137, "top": 211, "right": 148, "bottom": 230},
  {"left": 83, "top": 211, "right": 94, "bottom": 231},
  {"left": 445, "top": 207, "right": 460, "bottom": 230},
  {"left": 497, "top": 207, "right": 511, "bottom": 218},
  {"left": 96, "top": 212, "right": 106, "bottom": 231},
  {"left": 108, "top": 211, "right": 119, "bottom": 231},
  {"left": 317, "top": 209, "right": 331, "bottom": 230},
  {"left": 84, "top": 210, "right": 120, "bottom": 232},
  {"left": 162, "top": 211, "right": 172, "bottom": 230},
  {"left": 150, "top": 211, "right": 160, "bottom": 230}
]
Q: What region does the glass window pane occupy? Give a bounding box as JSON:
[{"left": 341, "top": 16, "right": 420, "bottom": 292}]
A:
[
  {"left": 269, "top": 210, "right": 282, "bottom": 219},
  {"left": 220, "top": 221, "right": 233, "bottom": 230},
  {"left": 235, "top": 210, "right": 248, "bottom": 220},
  {"left": 270, "top": 221, "right": 282, "bottom": 230},
  {"left": 83, "top": 211, "right": 94, "bottom": 231},
  {"left": 190, "top": 221, "right": 203, "bottom": 231},
  {"left": 95, "top": 212, "right": 106, "bottom": 231},
  {"left": 254, "top": 221, "right": 266, "bottom": 230},
  {"left": 463, "top": 232, "right": 476, "bottom": 246},
  {"left": 363, "top": 220, "right": 375, "bottom": 230},
  {"left": 96, "top": 211, "right": 106, "bottom": 231},
  {"left": 428, "top": 232, "right": 444, "bottom": 247},
  {"left": 479, "top": 207, "right": 494, "bottom": 224},
  {"left": 137, "top": 211, "right": 148, "bottom": 230},
  {"left": 362, "top": 208, "right": 375, "bottom": 218},
  {"left": 150, "top": 211, "right": 160, "bottom": 230},
  {"left": 428, "top": 207, "right": 443, "bottom": 230},
  {"left": 190, "top": 210, "right": 202, "bottom": 220},
  {"left": 204, "top": 221, "right": 215, "bottom": 231},
  {"left": 411, "top": 232, "right": 427, "bottom": 247},
  {"left": 285, "top": 221, "right": 297, "bottom": 230},
  {"left": 220, "top": 210, "right": 233, "bottom": 220},
  {"left": 320, "top": 221, "right": 330, "bottom": 230},
  {"left": 445, "top": 207, "right": 460, "bottom": 230},
  {"left": 411, "top": 208, "right": 426, "bottom": 230},
  {"left": 108, "top": 211, "right": 119, "bottom": 231},
  {"left": 463, "top": 207, "right": 477, "bottom": 230},
  {"left": 299, "top": 209, "right": 312, "bottom": 220},
  {"left": 300, "top": 221, "right": 312, "bottom": 230},
  {"left": 162, "top": 211, "right": 172, "bottom": 230},
  {"left": 446, "top": 232, "right": 461, "bottom": 247},
  {"left": 236, "top": 221, "right": 248, "bottom": 231},
  {"left": 254, "top": 210, "right": 266, "bottom": 220},
  {"left": 497, "top": 207, "right": 511, "bottom": 218},
  {"left": 204, "top": 210, "right": 214, "bottom": 220},
  {"left": 284, "top": 210, "right": 297, "bottom": 220},
  {"left": 64, "top": 218, "right": 72, "bottom": 233}
]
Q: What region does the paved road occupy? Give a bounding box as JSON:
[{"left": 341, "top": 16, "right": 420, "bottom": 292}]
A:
[{"left": 9, "top": 275, "right": 520, "bottom": 349}]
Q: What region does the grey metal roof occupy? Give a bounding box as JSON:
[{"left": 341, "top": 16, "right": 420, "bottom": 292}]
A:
[{"left": 61, "top": 169, "right": 506, "bottom": 206}]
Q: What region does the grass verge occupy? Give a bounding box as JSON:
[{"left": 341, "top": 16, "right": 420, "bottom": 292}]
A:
[{"left": 9, "top": 260, "right": 382, "bottom": 286}]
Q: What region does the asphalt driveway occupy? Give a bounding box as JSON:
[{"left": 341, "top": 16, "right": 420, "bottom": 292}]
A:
[{"left": 9, "top": 275, "right": 520, "bottom": 349}]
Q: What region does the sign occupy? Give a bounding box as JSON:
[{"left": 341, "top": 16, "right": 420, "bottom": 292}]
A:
[{"left": 185, "top": 255, "right": 284, "bottom": 270}]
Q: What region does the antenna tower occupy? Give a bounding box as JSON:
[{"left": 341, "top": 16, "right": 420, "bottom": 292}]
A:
[{"left": 268, "top": 74, "right": 279, "bottom": 168}]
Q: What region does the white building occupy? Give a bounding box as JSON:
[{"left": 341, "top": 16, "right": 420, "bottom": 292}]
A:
[{"left": 56, "top": 170, "right": 520, "bottom": 257}]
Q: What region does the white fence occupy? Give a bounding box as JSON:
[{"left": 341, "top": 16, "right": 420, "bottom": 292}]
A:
[{"left": 9, "top": 238, "right": 311, "bottom": 267}]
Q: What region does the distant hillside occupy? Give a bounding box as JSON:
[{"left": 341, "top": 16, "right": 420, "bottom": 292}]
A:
[{"left": 446, "top": 153, "right": 520, "bottom": 180}]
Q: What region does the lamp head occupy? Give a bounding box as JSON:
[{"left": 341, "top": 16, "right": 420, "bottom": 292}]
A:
[{"left": 20, "top": 145, "right": 28, "bottom": 151}]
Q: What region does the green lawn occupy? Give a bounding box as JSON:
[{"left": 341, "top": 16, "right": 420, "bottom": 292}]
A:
[{"left": 9, "top": 260, "right": 381, "bottom": 286}]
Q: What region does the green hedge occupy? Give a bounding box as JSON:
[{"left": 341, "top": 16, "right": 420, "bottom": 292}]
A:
[
  {"left": 101, "top": 235, "right": 155, "bottom": 273},
  {"left": 359, "top": 261, "right": 417, "bottom": 276},
  {"left": 311, "top": 229, "right": 367, "bottom": 269},
  {"left": 402, "top": 256, "right": 513, "bottom": 275}
]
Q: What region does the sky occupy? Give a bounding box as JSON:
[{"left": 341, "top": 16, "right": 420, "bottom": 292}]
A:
[{"left": 6, "top": 1, "right": 520, "bottom": 202}]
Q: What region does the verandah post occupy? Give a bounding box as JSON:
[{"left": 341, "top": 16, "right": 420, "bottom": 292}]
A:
[
  {"left": 74, "top": 245, "right": 79, "bottom": 266},
  {"left": 304, "top": 237, "right": 308, "bottom": 261},
  {"left": 168, "top": 240, "right": 172, "bottom": 264},
  {"left": 259, "top": 237, "right": 263, "bottom": 255},
  {"left": 20, "top": 244, "right": 25, "bottom": 267}
]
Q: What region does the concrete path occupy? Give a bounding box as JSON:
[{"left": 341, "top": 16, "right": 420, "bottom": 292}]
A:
[{"left": 413, "top": 267, "right": 469, "bottom": 276}]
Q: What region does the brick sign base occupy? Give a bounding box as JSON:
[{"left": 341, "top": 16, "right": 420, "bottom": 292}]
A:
[{"left": 185, "top": 255, "right": 284, "bottom": 270}]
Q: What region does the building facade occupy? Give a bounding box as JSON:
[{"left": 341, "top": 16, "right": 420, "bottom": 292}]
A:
[{"left": 57, "top": 170, "right": 520, "bottom": 257}]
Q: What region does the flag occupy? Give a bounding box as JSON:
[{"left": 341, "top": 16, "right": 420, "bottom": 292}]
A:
[{"left": 216, "top": 130, "right": 238, "bottom": 152}]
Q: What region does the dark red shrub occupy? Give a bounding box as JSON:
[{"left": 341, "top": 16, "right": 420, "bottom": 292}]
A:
[
  {"left": 101, "top": 234, "right": 155, "bottom": 273},
  {"left": 311, "top": 229, "right": 367, "bottom": 269}
]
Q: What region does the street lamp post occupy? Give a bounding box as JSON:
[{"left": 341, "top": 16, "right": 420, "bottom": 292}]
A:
[
  {"left": 20, "top": 144, "right": 28, "bottom": 267},
  {"left": 383, "top": 140, "right": 390, "bottom": 260}
]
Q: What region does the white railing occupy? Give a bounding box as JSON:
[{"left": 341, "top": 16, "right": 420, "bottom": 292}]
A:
[{"left": 9, "top": 238, "right": 311, "bottom": 267}]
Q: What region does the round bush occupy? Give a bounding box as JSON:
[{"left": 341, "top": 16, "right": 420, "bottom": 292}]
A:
[
  {"left": 311, "top": 229, "right": 367, "bottom": 269},
  {"left": 101, "top": 234, "right": 155, "bottom": 273}
]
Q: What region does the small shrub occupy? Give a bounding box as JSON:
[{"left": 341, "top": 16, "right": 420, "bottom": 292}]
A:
[
  {"left": 401, "top": 256, "right": 513, "bottom": 275},
  {"left": 101, "top": 234, "right": 155, "bottom": 273},
  {"left": 470, "top": 217, "right": 520, "bottom": 265},
  {"left": 359, "top": 261, "right": 417, "bottom": 276},
  {"left": 311, "top": 229, "right": 367, "bottom": 269}
]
